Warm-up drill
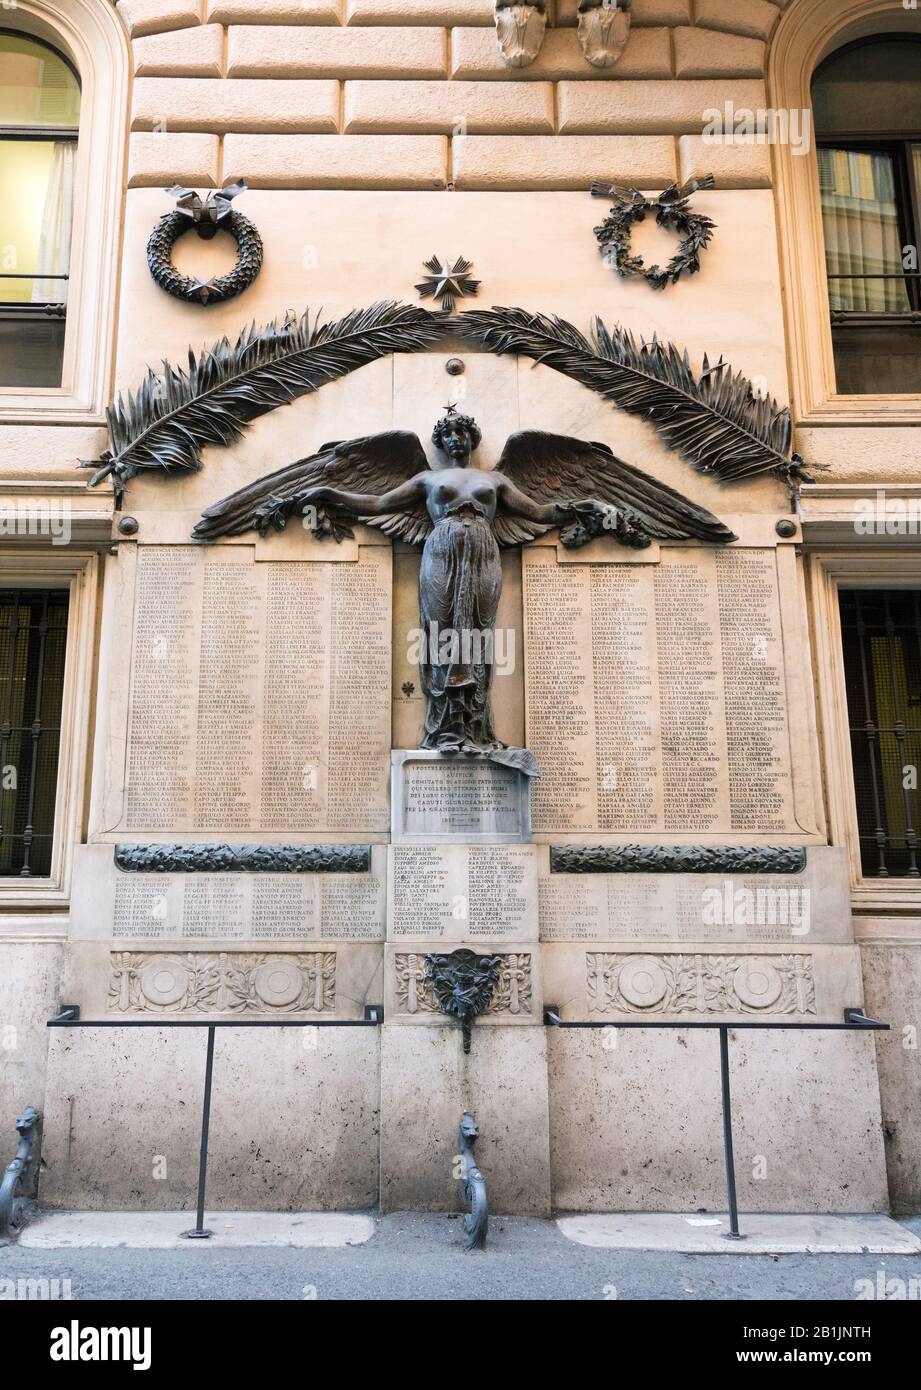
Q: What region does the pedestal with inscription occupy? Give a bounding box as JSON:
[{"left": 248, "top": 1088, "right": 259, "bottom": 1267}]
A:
[{"left": 381, "top": 751, "right": 549, "bottom": 1215}]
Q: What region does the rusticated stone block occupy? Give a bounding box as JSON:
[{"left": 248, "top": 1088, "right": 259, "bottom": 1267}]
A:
[
  {"left": 450, "top": 26, "right": 671, "bottom": 81},
  {"left": 678, "top": 132, "right": 772, "bottom": 188},
  {"left": 695, "top": 0, "right": 781, "bottom": 41},
  {"left": 558, "top": 78, "right": 768, "bottom": 134},
  {"left": 227, "top": 24, "right": 447, "bottom": 77},
  {"left": 128, "top": 131, "right": 220, "bottom": 186},
  {"left": 117, "top": 0, "right": 202, "bottom": 38},
  {"left": 222, "top": 133, "right": 448, "bottom": 188},
  {"left": 452, "top": 134, "right": 677, "bottom": 189},
  {"left": 344, "top": 80, "right": 554, "bottom": 135},
  {"left": 133, "top": 24, "right": 223, "bottom": 77},
  {"left": 674, "top": 27, "right": 766, "bottom": 78},
  {"left": 131, "top": 76, "right": 340, "bottom": 133},
  {"left": 207, "top": 0, "right": 339, "bottom": 20}
]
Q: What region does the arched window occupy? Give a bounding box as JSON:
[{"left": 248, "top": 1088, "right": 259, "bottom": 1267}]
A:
[
  {"left": 0, "top": 30, "right": 80, "bottom": 388},
  {"left": 0, "top": 2, "right": 127, "bottom": 421},
  {"left": 812, "top": 35, "right": 921, "bottom": 395}
]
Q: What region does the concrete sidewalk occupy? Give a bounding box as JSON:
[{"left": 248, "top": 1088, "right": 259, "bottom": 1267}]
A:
[
  {"left": 2, "top": 1210, "right": 919, "bottom": 1301},
  {"left": 16, "top": 1208, "right": 921, "bottom": 1255}
]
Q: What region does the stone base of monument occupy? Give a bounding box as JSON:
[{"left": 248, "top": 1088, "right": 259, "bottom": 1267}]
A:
[
  {"left": 379, "top": 1026, "right": 551, "bottom": 1217},
  {"left": 38, "top": 1026, "right": 381, "bottom": 1211},
  {"left": 548, "top": 1028, "right": 888, "bottom": 1214},
  {"left": 35, "top": 838, "right": 892, "bottom": 1217}
]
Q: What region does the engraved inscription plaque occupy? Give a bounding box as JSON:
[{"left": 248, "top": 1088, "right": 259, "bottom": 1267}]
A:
[
  {"left": 538, "top": 847, "right": 851, "bottom": 945},
  {"left": 118, "top": 545, "right": 391, "bottom": 834},
  {"left": 523, "top": 547, "right": 798, "bottom": 835},
  {"left": 388, "top": 843, "right": 538, "bottom": 941},
  {"left": 391, "top": 750, "right": 531, "bottom": 843},
  {"left": 109, "top": 869, "right": 386, "bottom": 942}
]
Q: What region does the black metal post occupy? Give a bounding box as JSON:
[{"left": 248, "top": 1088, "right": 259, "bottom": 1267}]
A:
[
  {"left": 718, "top": 1025, "right": 744, "bottom": 1240},
  {"left": 182, "top": 1024, "right": 216, "bottom": 1240}
]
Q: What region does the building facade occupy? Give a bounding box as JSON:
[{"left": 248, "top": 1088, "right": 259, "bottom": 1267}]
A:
[{"left": 0, "top": 0, "right": 919, "bottom": 1216}]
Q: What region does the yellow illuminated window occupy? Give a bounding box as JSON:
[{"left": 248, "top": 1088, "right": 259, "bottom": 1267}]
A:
[{"left": 0, "top": 32, "right": 80, "bottom": 388}]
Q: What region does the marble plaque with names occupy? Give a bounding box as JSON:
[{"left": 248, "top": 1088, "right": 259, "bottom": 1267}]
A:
[
  {"left": 523, "top": 546, "right": 798, "bottom": 835},
  {"left": 69, "top": 843, "right": 387, "bottom": 943},
  {"left": 388, "top": 843, "right": 539, "bottom": 941},
  {"left": 116, "top": 545, "right": 391, "bottom": 833},
  {"left": 391, "top": 751, "right": 531, "bottom": 843},
  {"left": 538, "top": 848, "right": 851, "bottom": 945},
  {"left": 107, "top": 870, "right": 386, "bottom": 942}
]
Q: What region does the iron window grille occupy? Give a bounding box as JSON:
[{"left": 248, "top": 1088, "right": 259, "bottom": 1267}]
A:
[
  {"left": 839, "top": 589, "right": 921, "bottom": 880},
  {"left": 0, "top": 588, "right": 69, "bottom": 878}
]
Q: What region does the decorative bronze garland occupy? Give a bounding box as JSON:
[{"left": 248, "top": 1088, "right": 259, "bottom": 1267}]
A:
[
  {"left": 591, "top": 175, "right": 716, "bottom": 290},
  {"left": 84, "top": 302, "right": 809, "bottom": 490},
  {"left": 146, "top": 181, "right": 263, "bottom": 306}
]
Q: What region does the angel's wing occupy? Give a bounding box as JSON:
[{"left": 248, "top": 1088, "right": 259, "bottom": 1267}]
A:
[
  {"left": 493, "top": 430, "right": 736, "bottom": 546},
  {"left": 192, "top": 430, "right": 430, "bottom": 543}
]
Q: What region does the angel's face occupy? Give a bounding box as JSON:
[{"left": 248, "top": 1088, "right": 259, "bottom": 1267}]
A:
[{"left": 439, "top": 422, "right": 473, "bottom": 464}]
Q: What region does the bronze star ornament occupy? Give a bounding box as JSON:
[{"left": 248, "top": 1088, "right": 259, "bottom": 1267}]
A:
[{"left": 415, "top": 254, "right": 480, "bottom": 312}]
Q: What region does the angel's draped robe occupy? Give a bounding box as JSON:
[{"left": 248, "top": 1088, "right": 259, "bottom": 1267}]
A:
[{"left": 418, "top": 501, "right": 502, "bottom": 752}]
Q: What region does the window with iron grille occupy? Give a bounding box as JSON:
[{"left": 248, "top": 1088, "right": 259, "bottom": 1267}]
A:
[
  {"left": 839, "top": 589, "right": 921, "bottom": 879},
  {"left": 0, "top": 588, "right": 69, "bottom": 877}
]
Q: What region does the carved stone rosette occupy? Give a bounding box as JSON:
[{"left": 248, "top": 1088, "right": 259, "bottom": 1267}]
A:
[
  {"left": 587, "top": 952, "right": 817, "bottom": 1017},
  {"left": 108, "top": 951, "right": 336, "bottom": 1015},
  {"left": 577, "top": 0, "right": 631, "bottom": 69},
  {"left": 494, "top": 1, "right": 547, "bottom": 68}
]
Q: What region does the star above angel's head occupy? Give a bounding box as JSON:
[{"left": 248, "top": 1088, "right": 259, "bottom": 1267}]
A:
[{"left": 415, "top": 255, "right": 480, "bottom": 312}]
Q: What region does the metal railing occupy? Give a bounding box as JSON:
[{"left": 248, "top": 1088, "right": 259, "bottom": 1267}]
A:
[
  {"left": 543, "top": 1007, "right": 888, "bottom": 1239},
  {"left": 48, "top": 1005, "right": 383, "bottom": 1240}
]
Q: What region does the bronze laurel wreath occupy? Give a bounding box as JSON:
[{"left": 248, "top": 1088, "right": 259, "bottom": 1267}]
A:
[
  {"left": 591, "top": 175, "right": 716, "bottom": 291},
  {"left": 146, "top": 182, "right": 264, "bottom": 306}
]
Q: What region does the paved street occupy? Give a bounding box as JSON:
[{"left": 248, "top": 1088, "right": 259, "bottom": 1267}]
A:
[{"left": 3, "top": 1211, "right": 920, "bottom": 1302}]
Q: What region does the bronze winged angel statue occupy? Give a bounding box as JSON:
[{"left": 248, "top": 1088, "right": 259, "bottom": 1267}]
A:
[{"left": 193, "top": 408, "right": 736, "bottom": 774}]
